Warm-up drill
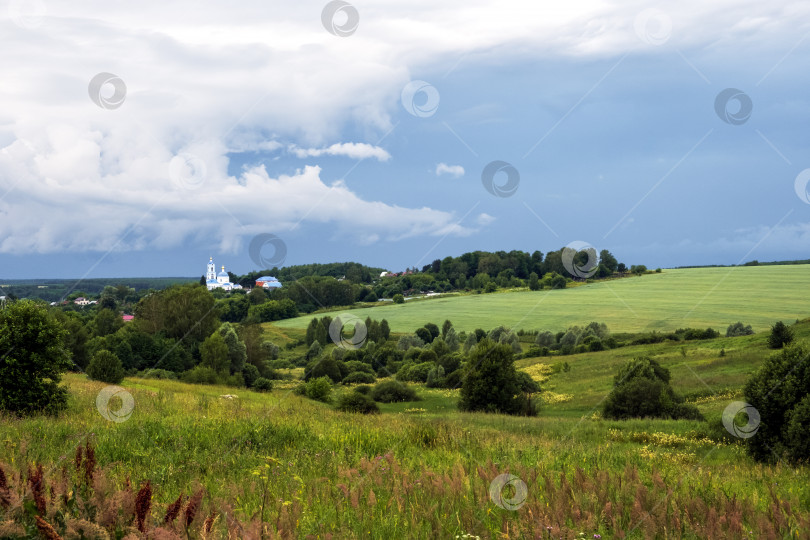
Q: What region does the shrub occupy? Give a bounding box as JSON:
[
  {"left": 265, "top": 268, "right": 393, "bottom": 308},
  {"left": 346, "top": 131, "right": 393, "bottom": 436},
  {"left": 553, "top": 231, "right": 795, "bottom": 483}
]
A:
[
  {"left": 372, "top": 380, "right": 420, "bottom": 403},
  {"left": 603, "top": 357, "right": 702, "bottom": 420},
  {"left": 138, "top": 368, "right": 177, "bottom": 380},
  {"left": 744, "top": 344, "right": 810, "bottom": 463},
  {"left": 343, "top": 360, "right": 374, "bottom": 375},
  {"left": 253, "top": 377, "right": 273, "bottom": 392},
  {"left": 354, "top": 385, "right": 372, "bottom": 395},
  {"left": 304, "top": 376, "right": 332, "bottom": 403},
  {"left": 342, "top": 371, "right": 376, "bottom": 384},
  {"left": 0, "top": 300, "right": 72, "bottom": 415},
  {"left": 768, "top": 321, "right": 794, "bottom": 349},
  {"left": 393, "top": 294, "right": 404, "bottom": 304},
  {"left": 241, "top": 364, "right": 260, "bottom": 387},
  {"left": 181, "top": 366, "right": 222, "bottom": 385},
  {"left": 459, "top": 338, "right": 536, "bottom": 416},
  {"left": 86, "top": 350, "right": 125, "bottom": 384},
  {"left": 726, "top": 321, "right": 754, "bottom": 337},
  {"left": 397, "top": 361, "right": 434, "bottom": 383},
  {"left": 336, "top": 391, "right": 379, "bottom": 414},
  {"left": 304, "top": 356, "right": 343, "bottom": 383}
]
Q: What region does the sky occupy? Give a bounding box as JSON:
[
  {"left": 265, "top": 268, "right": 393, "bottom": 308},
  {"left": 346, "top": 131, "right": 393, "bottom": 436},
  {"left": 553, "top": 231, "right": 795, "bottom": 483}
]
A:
[{"left": 1, "top": 0, "right": 809, "bottom": 279}]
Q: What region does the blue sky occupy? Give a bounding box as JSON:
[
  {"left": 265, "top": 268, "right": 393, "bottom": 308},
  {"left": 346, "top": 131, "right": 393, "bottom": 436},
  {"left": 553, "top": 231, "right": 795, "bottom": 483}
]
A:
[{"left": 1, "top": 1, "right": 809, "bottom": 278}]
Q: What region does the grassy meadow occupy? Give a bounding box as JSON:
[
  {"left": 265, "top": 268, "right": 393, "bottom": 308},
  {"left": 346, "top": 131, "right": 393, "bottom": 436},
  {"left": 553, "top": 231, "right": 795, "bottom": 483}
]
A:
[
  {"left": 2, "top": 318, "right": 810, "bottom": 538},
  {"left": 274, "top": 265, "right": 810, "bottom": 334}
]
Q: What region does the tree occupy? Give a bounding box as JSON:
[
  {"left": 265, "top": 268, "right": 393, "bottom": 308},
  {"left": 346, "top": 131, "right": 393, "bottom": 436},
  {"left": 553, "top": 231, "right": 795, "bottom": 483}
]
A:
[
  {"left": 603, "top": 357, "right": 701, "bottom": 420},
  {"left": 54, "top": 310, "right": 90, "bottom": 370},
  {"left": 459, "top": 338, "right": 536, "bottom": 416},
  {"left": 415, "top": 327, "right": 433, "bottom": 344},
  {"left": 528, "top": 272, "right": 540, "bottom": 291},
  {"left": 200, "top": 332, "right": 230, "bottom": 374},
  {"left": 0, "top": 300, "right": 72, "bottom": 414},
  {"left": 86, "top": 350, "right": 125, "bottom": 384},
  {"left": 218, "top": 322, "right": 247, "bottom": 374},
  {"left": 91, "top": 308, "right": 123, "bottom": 337},
  {"left": 135, "top": 284, "right": 219, "bottom": 345},
  {"left": 424, "top": 323, "right": 440, "bottom": 341},
  {"left": 380, "top": 319, "right": 391, "bottom": 341},
  {"left": 768, "top": 321, "right": 794, "bottom": 349},
  {"left": 726, "top": 321, "right": 754, "bottom": 337},
  {"left": 599, "top": 250, "right": 618, "bottom": 273},
  {"left": 441, "top": 319, "right": 453, "bottom": 338},
  {"left": 744, "top": 344, "right": 810, "bottom": 463},
  {"left": 617, "top": 263, "right": 627, "bottom": 273}
]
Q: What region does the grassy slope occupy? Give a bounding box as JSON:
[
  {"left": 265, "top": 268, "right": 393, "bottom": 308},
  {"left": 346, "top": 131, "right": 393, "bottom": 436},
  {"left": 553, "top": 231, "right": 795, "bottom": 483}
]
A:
[
  {"left": 273, "top": 265, "right": 810, "bottom": 334},
  {"left": 2, "top": 322, "right": 810, "bottom": 537}
]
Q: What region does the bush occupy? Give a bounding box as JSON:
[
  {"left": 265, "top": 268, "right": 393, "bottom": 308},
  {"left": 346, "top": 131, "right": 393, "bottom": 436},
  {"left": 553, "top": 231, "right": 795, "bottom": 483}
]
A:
[
  {"left": 181, "top": 366, "right": 222, "bottom": 385},
  {"left": 459, "top": 338, "right": 536, "bottom": 416},
  {"left": 336, "top": 391, "right": 379, "bottom": 414},
  {"left": 305, "top": 356, "right": 343, "bottom": 383},
  {"left": 253, "top": 377, "right": 273, "bottom": 392},
  {"left": 343, "top": 360, "right": 375, "bottom": 375},
  {"left": 242, "top": 364, "right": 260, "bottom": 387},
  {"left": 603, "top": 357, "right": 702, "bottom": 420},
  {"left": 354, "top": 385, "right": 372, "bottom": 395},
  {"left": 0, "top": 300, "right": 72, "bottom": 415},
  {"left": 393, "top": 294, "right": 404, "bottom": 304},
  {"left": 138, "top": 368, "right": 177, "bottom": 380},
  {"left": 397, "top": 361, "right": 434, "bottom": 383},
  {"left": 744, "top": 344, "right": 810, "bottom": 463},
  {"left": 726, "top": 321, "right": 754, "bottom": 337},
  {"left": 342, "top": 371, "right": 376, "bottom": 384},
  {"left": 372, "top": 380, "right": 420, "bottom": 403},
  {"left": 86, "top": 350, "right": 125, "bottom": 384},
  {"left": 304, "top": 376, "right": 332, "bottom": 403},
  {"left": 768, "top": 321, "right": 794, "bottom": 349}
]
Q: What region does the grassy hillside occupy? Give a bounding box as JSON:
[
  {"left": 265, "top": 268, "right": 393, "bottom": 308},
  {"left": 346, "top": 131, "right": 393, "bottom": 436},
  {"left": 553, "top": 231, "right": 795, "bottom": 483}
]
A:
[
  {"left": 2, "top": 322, "right": 809, "bottom": 538},
  {"left": 274, "top": 265, "right": 810, "bottom": 334}
]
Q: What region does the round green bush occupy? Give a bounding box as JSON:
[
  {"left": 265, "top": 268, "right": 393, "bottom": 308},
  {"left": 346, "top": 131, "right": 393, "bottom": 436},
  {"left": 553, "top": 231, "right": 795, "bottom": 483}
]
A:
[
  {"left": 336, "top": 391, "right": 379, "bottom": 414},
  {"left": 342, "top": 371, "right": 376, "bottom": 384},
  {"left": 371, "top": 380, "right": 419, "bottom": 403},
  {"left": 86, "top": 350, "right": 125, "bottom": 384},
  {"left": 253, "top": 377, "right": 273, "bottom": 392},
  {"left": 393, "top": 294, "right": 404, "bottom": 304},
  {"left": 354, "top": 385, "right": 372, "bottom": 395},
  {"left": 305, "top": 376, "right": 333, "bottom": 403},
  {"left": 242, "top": 364, "right": 260, "bottom": 387}
]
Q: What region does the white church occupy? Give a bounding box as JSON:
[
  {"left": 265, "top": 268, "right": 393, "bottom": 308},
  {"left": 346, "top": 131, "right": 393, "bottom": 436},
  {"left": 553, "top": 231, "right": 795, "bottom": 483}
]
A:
[{"left": 205, "top": 257, "right": 243, "bottom": 291}]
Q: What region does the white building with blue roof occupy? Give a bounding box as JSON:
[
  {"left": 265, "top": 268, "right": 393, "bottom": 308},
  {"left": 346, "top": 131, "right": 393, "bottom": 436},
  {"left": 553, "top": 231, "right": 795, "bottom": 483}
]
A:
[{"left": 205, "top": 257, "right": 243, "bottom": 291}]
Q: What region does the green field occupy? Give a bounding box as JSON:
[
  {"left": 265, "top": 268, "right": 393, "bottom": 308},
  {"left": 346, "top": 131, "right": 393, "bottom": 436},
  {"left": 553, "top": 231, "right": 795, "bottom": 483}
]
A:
[
  {"left": 274, "top": 265, "right": 810, "bottom": 334},
  {"left": 2, "top": 322, "right": 810, "bottom": 538}
]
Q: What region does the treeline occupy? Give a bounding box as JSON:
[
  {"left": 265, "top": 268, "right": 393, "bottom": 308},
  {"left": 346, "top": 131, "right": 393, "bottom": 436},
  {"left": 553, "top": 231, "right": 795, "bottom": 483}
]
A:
[
  {"left": 0, "top": 277, "right": 195, "bottom": 303},
  {"left": 234, "top": 262, "right": 385, "bottom": 288}
]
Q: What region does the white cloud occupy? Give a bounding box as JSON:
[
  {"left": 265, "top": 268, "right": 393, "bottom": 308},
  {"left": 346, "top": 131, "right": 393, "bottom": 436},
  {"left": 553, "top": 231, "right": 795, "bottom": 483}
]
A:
[
  {"left": 0, "top": 0, "right": 804, "bottom": 254},
  {"left": 476, "top": 213, "right": 496, "bottom": 226},
  {"left": 289, "top": 142, "right": 391, "bottom": 161},
  {"left": 435, "top": 163, "right": 465, "bottom": 178}
]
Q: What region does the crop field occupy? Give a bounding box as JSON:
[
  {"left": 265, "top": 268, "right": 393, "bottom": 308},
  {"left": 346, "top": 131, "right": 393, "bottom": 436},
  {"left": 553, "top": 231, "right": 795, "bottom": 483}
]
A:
[
  {"left": 2, "top": 321, "right": 810, "bottom": 538},
  {"left": 273, "top": 265, "right": 810, "bottom": 335}
]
